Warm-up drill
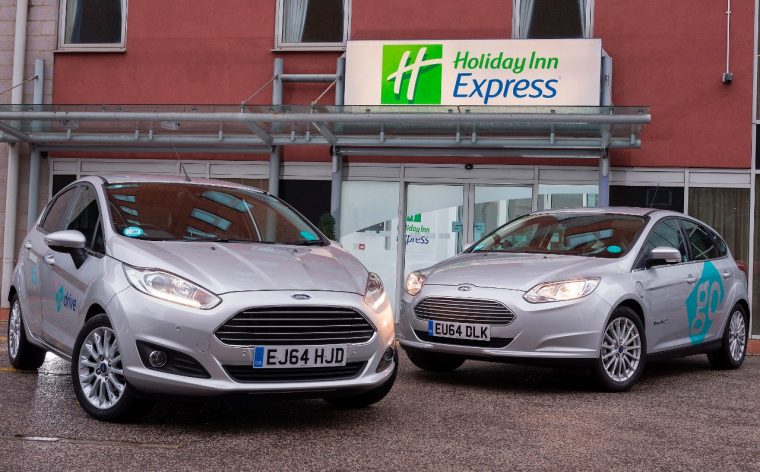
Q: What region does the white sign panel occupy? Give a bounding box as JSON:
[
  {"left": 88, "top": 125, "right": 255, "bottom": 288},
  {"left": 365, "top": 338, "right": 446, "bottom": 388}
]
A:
[{"left": 344, "top": 39, "right": 602, "bottom": 106}]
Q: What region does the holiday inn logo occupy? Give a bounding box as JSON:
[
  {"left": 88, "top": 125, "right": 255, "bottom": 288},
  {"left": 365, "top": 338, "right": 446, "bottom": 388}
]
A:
[{"left": 381, "top": 44, "right": 443, "bottom": 105}]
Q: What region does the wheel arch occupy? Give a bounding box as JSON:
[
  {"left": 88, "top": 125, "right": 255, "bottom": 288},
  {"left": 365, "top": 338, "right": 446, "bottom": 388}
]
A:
[
  {"left": 84, "top": 303, "right": 107, "bottom": 323},
  {"left": 615, "top": 298, "right": 646, "bottom": 330}
]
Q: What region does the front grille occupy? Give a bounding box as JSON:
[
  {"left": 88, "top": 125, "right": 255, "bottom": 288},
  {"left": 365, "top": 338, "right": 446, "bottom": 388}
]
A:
[
  {"left": 414, "top": 331, "right": 514, "bottom": 348},
  {"left": 224, "top": 362, "right": 366, "bottom": 383},
  {"left": 215, "top": 306, "right": 375, "bottom": 346},
  {"left": 414, "top": 297, "right": 516, "bottom": 325}
]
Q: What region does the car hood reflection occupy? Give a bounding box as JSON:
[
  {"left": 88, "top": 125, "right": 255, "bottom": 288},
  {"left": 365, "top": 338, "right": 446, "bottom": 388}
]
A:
[
  {"left": 109, "top": 239, "right": 368, "bottom": 295},
  {"left": 425, "top": 252, "right": 621, "bottom": 291}
]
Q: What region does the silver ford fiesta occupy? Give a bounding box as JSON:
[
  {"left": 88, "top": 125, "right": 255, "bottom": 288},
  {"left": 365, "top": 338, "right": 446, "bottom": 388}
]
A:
[
  {"left": 398, "top": 208, "right": 749, "bottom": 391},
  {"left": 7, "top": 175, "right": 396, "bottom": 421}
]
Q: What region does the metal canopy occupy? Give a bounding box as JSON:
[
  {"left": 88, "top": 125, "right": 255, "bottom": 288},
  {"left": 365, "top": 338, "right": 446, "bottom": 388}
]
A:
[{"left": 0, "top": 104, "right": 650, "bottom": 157}]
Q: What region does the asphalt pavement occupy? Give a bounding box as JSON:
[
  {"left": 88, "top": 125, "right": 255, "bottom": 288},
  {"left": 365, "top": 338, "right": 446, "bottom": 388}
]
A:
[{"left": 1, "top": 320, "right": 759, "bottom": 471}]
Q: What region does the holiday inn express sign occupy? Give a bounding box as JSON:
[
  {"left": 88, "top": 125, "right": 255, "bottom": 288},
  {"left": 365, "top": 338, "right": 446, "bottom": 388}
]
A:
[{"left": 345, "top": 39, "right": 602, "bottom": 106}]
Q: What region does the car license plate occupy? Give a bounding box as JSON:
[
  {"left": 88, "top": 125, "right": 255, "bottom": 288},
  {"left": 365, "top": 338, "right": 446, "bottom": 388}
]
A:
[
  {"left": 252, "top": 345, "right": 347, "bottom": 369},
  {"left": 428, "top": 320, "right": 490, "bottom": 341}
]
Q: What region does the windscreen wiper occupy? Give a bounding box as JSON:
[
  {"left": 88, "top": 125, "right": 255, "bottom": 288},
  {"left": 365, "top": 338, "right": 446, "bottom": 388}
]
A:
[{"left": 281, "top": 240, "right": 327, "bottom": 246}]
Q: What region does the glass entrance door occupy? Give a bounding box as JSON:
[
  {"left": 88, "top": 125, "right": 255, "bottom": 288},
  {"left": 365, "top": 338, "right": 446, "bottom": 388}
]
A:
[
  {"left": 471, "top": 185, "right": 533, "bottom": 241},
  {"left": 403, "top": 184, "right": 465, "bottom": 278}
]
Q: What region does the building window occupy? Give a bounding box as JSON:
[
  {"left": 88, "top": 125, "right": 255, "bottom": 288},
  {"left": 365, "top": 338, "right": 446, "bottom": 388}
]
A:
[
  {"left": 610, "top": 186, "right": 684, "bottom": 212},
  {"left": 537, "top": 184, "right": 598, "bottom": 210},
  {"left": 275, "top": 0, "right": 349, "bottom": 50},
  {"left": 59, "top": 0, "right": 127, "bottom": 51},
  {"left": 512, "top": 0, "right": 594, "bottom": 39}
]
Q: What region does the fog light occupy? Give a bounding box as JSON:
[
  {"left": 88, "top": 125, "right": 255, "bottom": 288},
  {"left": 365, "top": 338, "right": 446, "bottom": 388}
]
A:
[
  {"left": 148, "top": 350, "right": 168, "bottom": 368},
  {"left": 376, "top": 346, "right": 395, "bottom": 373}
]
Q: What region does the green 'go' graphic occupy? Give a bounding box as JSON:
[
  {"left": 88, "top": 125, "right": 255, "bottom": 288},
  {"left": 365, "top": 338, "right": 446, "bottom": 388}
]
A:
[{"left": 381, "top": 44, "right": 443, "bottom": 105}]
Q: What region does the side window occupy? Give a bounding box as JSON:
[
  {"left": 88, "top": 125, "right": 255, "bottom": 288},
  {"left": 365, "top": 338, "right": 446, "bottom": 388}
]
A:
[
  {"left": 40, "top": 187, "right": 78, "bottom": 233},
  {"left": 66, "top": 185, "right": 101, "bottom": 250},
  {"left": 91, "top": 220, "right": 106, "bottom": 254},
  {"left": 643, "top": 218, "right": 688, "bottom": 263},
  {"left": 513, "top": 0, "right": 593, "bottom": 39},
  {"left": 681, "top": 219, "right": 720, "bottom": 261},
  {"left": 276, "top": 0, "right": 348, "bottom": 49},
  {"left": 712, "top": 231, "right": 728, "bottom": 258},
  {"left": 59, "top": 0, "right": 127, "bottom": 51}
]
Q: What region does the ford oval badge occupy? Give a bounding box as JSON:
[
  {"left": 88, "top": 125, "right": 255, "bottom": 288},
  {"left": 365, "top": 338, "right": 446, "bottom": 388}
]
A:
[
  {"left": 458, "top": 285, "right": 472, "bottom": 292},
  {"left": 292, "top": 294, "right": 311, "bottom": 300}
]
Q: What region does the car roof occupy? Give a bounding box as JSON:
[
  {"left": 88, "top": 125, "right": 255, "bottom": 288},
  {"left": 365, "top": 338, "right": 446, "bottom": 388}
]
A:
[
  {"left": 81, "top": 174, "right": 267, "bottom": 193},
  {"left": 529, "top": 207, "right": 683, "bottom": 218}
]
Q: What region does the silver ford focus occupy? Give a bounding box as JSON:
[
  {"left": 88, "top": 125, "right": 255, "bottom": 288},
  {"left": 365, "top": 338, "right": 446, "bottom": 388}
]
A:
[
  {"left": 398, "top": 208, "right": 749, "bottom": 391},
  {"left": 7, "top": 175, "right": 396, "bottom": 421}
]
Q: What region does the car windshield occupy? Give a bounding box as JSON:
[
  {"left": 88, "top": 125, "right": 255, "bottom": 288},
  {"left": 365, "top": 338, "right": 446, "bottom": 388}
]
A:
[
  {"left": 104, "top": 182, "right": 326, "bottom": 245},
  {"left": 471, "top": 213, "right": 647, "bottom": 258}
]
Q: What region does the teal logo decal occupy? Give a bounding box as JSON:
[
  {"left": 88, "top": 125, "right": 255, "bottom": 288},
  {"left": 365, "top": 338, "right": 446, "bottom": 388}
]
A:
[
  {"left": 685, "top": 261, "right": 724, "bottom": 344},
  {"left": 30, "top": 266, "right": 38, "bottom": 285},
  {"left": 299, "top": 231, "right": 318, "bottom": 241},
  {"left": 55, "top": 286, "right": 65, "bottom": 312},
  {"left": 607, "top": 245, "right": 622, "bottom": 254},
  {"left": 123, "top": 226, "right": 144, "bottom": 238},
  {"left": 55, "top": 285, "right": 77, "bottom": 313}
]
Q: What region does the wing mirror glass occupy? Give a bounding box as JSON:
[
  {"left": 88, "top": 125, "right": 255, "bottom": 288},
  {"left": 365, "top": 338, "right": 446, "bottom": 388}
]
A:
[{"left": 647, "top": 246, "right": 682, "bottom": 268}]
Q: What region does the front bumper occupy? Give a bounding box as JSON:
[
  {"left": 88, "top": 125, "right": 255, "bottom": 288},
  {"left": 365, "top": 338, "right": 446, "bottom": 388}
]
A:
[
  {"left": 398, "top": 284, "right": 613, "bottom": 362},
  {"left": 107, "top": 287, "right": 395, "bottom": 396}
]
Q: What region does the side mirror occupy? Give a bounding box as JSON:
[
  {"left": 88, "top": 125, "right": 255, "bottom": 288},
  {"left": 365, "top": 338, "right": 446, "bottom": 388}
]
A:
[
  {"left": 45, "top": 230, "right": 86, "bottom": 252},
  {"left": 45, "top": 230, "right": 88, "bottom": 268},
  {"left": 646, "top": 246, "right": 682, "bottom": 268}
]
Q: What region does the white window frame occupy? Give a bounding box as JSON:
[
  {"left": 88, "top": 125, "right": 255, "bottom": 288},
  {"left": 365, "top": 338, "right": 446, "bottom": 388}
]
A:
[
  {"left": 57, "top": 0, "right": 128, "bottom": 52},
  {"left": 512, "top": 0, "right": 594, "bottom": 39},
  {"left": 274, "top": 0, "right": 350, "bottom": 51}
]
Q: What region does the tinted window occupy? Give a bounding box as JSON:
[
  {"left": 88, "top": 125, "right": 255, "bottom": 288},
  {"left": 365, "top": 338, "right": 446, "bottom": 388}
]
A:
[
  {"left": 681, "top": 219, "right": 720, "bottom": 261},
  {"left": 66, "top": 185, "right": 101, "bottom": 249},
  {"left": 41, "top": 187, "right": 78, "bottom": 233},
  {"left": 471, "top": 213, "right": 646, "bottom": 258},
  {"left": 713, "top": 231, "right": 728, "bottom": 258},
  {"left": 643, "top": 218, "right": 688, "bottom": 263},
  {"left": 104, "top": 182, "right": 325, "bottom": 245}
]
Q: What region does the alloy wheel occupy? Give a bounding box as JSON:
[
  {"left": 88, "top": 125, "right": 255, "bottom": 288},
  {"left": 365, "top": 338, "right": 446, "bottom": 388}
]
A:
[
  {"left": 8, "top": 300, "right": 21, "bottom": 359},
  {"left": 601, "top": 317, "right": 642, "bottom": 383},
  {"left": 728, "top": 310, "right": 746, "bottom": 363},
  {"left": 77, "top": 327, "right": 126, "bottom": 409}
]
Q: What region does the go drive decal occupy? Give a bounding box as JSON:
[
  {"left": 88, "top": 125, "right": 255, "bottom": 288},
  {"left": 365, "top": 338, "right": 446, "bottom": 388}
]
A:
[
  {"left": 684, "top": 261, "right": 724, "bottom": 344},
  {"left": 346, "top": 39, "right": 602, "bottom": 106},
  {"left": 55, "top": 285, "right": 77, "bottom": 313}
]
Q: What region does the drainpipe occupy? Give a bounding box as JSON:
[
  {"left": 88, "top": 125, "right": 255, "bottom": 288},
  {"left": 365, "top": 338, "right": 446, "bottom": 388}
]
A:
[
  {"left": 330, "top": 55, "right": 346, "bottom": 238},
  {"left": 27, "top": 59, "right": 44, "bottom": 230},
  {"left": 1, "top": 0, "right": 29, "bottom": 308}
]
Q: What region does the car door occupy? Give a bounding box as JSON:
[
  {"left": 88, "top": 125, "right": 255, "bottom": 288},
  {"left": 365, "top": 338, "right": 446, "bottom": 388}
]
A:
[
  {"left": 631, "top": 217, "right": 692, "bottom": 353},
  {"left": 20, "top": 187, "right": 79, "bottom": 338},
  {"left": 678, "top": 218, "right": 729, "bottom": 347},
  {"left": 39, "top": 183, "right": 107, "bottom": 355}
]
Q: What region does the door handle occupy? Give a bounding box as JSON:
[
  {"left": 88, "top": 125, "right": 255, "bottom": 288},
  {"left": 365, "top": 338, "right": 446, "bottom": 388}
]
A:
[
  {"left": 24, "top": 241, "right": 32, "bottom": 250},
  {"left": 43, "top": 254, "right": 55, "bottom": 266},
  {"left": 686, "top": 275, "right": 697, "bottom": 284},
  {"left": 722, "top": 272, "right": 732, "bottom": 279}
]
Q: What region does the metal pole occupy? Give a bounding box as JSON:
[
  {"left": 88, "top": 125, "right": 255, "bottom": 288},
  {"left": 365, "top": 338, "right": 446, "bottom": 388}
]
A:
[
  {"left": 27, "top": 59, "right": 44, "bottom": 230},
  {"left": 269, "top": 58, "right": 283, "bottom": 197},
  {"left": 331, "top": 56, "right": 346, "bottom": 238},
  {"left": 599, "top": 53, "right": 613, "bottom": 207},
  {"left": 2, "top": 0, "right": 29, "bottom": 308}
]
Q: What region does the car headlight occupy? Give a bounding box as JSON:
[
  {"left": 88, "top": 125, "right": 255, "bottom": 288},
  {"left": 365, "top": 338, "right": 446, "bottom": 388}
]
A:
[
  {"left": 123, "top": 265, "right": 221, "bottom": 310},
  {"left": 364, "top": 272, "right": 387, "bottom": 310},
  {"left": 523, "top": 278, "right": 600, "bottom": 303},
  {"left": 404, "top": 271, "right": 426, "bottom": 296}
]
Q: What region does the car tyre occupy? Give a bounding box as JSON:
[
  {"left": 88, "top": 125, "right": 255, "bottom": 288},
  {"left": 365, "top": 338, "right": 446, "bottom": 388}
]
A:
[
  {"left": 404, "top": 346, "right": 465, "bottom": 373},
  {"left": 71, "top": 314, "right": 152, "bottom": 422},
  {"left": 707, "top": 304, "right": 748, "bottom": 370},
  {"left": 592, "top": 306, "right": 646, "bottom": 392},
  {"left": 324, "top": 356, "right": 398, "bottom": 408},
  {"left": 7, "top": 294, "right": 47, "bottom": 370}
]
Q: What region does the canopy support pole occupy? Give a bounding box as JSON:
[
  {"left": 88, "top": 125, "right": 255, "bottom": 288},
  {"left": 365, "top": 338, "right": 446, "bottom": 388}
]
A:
[
  {"left": 27, "top": 59, "right": 44, "bottom": 230},
  {"left": 330, "top": 56, "right": 346, "bottom": 238}
]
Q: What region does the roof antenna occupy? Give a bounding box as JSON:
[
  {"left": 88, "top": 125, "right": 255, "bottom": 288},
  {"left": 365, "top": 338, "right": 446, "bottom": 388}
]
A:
[{"left": 161, "top": 120, "right": 190, "bottom": 182}]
